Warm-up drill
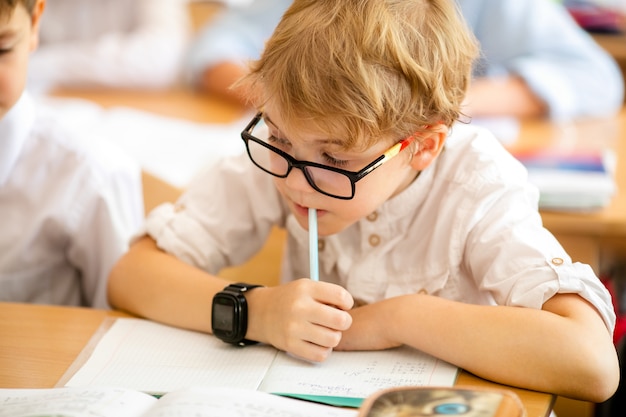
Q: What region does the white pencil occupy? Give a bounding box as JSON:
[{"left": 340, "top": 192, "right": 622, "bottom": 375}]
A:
[{"left": 308, "top": 207, "right": 319, "bottom": 281}]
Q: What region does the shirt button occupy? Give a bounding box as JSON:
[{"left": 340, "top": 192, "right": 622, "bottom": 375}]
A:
[
  {"left": 551, "top": 258, "right": 564, "bottom": 266},
  {"left": 368, "top": 234, "right": 381, "bottom": 247},
  {"left": 366, "top": 212, "right": 378, "bottom": 221},
  {"left": 318, "top": 239, "right": 325, "bottom": 252}
]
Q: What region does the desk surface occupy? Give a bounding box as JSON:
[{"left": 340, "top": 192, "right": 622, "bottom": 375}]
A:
[
  {"left": 594, "top": 33, "right": 626, "bottom": 63},
  {"left": 52, "top": 87, "right": 246, "bottom": 125},
  {"left": 0, "top": 302, "right": 555, "bottom": 417}
]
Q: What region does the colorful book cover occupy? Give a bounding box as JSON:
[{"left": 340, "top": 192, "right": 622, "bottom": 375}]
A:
[{"left": 511, "top": 149, "right": 616, "bottom": 211}]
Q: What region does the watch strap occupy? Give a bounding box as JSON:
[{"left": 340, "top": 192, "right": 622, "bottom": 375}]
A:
[
  {"left": 226, "top": 283, "right": 262, "bottom": 346},
  {"left": 227, "top": 282, "right": 263, "bottom": 293}
]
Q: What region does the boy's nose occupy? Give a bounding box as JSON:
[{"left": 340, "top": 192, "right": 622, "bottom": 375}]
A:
[{"left": 284, "top": 167, "right": 316, "bottom": 194}]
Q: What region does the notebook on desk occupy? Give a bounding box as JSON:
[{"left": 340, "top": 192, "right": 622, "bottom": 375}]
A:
[{"left": 58, "top": 317, "right": 459, "bottom": 408}]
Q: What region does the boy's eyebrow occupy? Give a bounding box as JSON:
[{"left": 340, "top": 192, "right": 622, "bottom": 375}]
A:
[{"left": 263, "top": 114, "right": 344, "bottom": 146}]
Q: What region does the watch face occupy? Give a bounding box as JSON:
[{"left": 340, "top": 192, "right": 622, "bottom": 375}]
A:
[
  {"left": 212, "top": 298, "right": 236, "bottom": 334},
  {"left": 212, "top": 285, "right": 256, "bottom": 345}
]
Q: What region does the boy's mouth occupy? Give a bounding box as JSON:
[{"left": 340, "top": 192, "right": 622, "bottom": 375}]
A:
[
  {"left": 293, "top": 202, "right": 325, "bottom": 218},
  {"left": 293, "top": 202, "right": 311, "bottom": 217}
]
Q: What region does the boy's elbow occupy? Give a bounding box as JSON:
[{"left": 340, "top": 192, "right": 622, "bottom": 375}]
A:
[
  {"left": 573, "top": 344, "right": 620, "bottom": 403},
  {"left": 587, "top": 357, "right": 620, "bottom": 403},
  {"left": 106, "top": 235, "right": 160, "bottom": 314},
  {"left": 576, "top": 370, "right": 619, "bottom": 403}
]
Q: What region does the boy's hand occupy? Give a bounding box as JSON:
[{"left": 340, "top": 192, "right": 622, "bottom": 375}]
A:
[
  {"left": 245, "top": 279, "right": 353, "bottom": 362},
  {"left": 335, "top": 298, "right": 403, "bottom": 352}
]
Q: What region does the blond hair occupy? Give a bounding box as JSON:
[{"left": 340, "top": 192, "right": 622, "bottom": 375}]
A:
[{"left": 239, "top": 0, "right": 478, "bottom": 150}]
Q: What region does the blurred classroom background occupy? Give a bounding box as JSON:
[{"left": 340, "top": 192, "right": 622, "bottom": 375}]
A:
[{"left": 35, "top": 0, "right": 626, "bottom": 190}]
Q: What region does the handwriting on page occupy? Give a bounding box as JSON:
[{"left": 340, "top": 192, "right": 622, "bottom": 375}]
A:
[{"left": 260, "top": 347, "right": 458, "bottom": 398}]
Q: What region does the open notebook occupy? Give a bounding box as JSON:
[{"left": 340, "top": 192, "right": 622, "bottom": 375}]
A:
[{"left": 59, "top": 318, "right": 459, "bottom": 408}]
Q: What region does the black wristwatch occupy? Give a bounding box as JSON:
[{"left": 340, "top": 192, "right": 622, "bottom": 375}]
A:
[{"left": 211, "top": 282, "right": 262, "bottom": 346}]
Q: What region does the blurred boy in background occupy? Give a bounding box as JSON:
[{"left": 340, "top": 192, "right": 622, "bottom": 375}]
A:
[{"left": 0, "top": 0, "right": 144, "bottom": 308}]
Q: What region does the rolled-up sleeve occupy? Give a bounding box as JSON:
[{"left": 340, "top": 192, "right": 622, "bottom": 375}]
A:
[
  {"left": 464, "top": 177, "right": 616, "bottom": 334},
  {"left": 144, "top": 154, "right": 286, "bottom": 274}
]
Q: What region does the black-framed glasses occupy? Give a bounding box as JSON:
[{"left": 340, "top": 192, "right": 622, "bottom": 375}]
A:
[{"left": 241, "top": 112, "right": 418, "bottom": 200}]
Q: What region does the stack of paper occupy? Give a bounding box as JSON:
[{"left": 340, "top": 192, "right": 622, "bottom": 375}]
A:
[{"left": 512, "top": 148, "right": 616, "bottom": 211}]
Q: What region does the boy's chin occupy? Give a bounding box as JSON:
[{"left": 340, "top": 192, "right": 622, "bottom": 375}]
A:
[{"left": 293, "top": 215, "right": 352, "bottom": 237}]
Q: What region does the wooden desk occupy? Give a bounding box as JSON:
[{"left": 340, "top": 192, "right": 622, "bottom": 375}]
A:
[
  {"left": 0, "top": 302, "right": 555, "bottom": 417},
  {"left": 52, "top": 87, "right": 246, "bottom": 125},
  {"left": 188, "top": 0, "right": 223, "bottom": 33},
  {"left": 594, "top": 33, "right": 626, "bottom": 63}
]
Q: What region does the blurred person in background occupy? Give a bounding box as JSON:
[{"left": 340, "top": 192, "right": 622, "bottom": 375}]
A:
[
  {"left": 461, "top": 0, "right": 624, "bottom": 120},
  {"left": 186, "top": 0, "right": 624, "bottom": 121},
  {"left": 28, "top": 0, "right": 191, "bottom": 93},
  {"left": 1, "top": 0, "right": 145, "bottom": 308}
]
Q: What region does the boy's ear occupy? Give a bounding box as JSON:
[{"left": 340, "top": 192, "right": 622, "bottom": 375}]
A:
[
  {"left": 409, "top": 125, "right": 448, "bottom": 171},
  {"left": 29, "top": 0, "right": 46, "bottom": 51}
]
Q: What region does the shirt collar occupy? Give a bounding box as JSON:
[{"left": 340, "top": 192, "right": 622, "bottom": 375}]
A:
[{"left": 0, "top": 92, "right": 36, "bottom": 186}]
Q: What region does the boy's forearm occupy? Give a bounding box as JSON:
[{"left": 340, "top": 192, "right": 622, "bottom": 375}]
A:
[
  {"left": 108, "top": 238, "right": 354, "bottom": 363},
  {"left": 198, "top": 62, "right": 249, "bottom": 106},
  {"left": 339, "top": 293, "right": 618, "bottom": 402},
  {"left": 463, "top": 76, "right": 548, "bottom": 119},
  {"left": 107, "top": 235, "right": 228, "bottom": 334}
]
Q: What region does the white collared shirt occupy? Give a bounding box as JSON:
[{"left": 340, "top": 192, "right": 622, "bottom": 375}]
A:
[
  {"left": 0, "top": 93, "right": 144, "bottom": 308},
  {"left": 145, "top": 123, "right": 615, "bottom": 333}
]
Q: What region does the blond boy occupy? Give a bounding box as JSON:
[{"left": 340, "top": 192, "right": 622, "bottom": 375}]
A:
[{"left": 109, "top": 0, "right": 618, "bottom": 402}]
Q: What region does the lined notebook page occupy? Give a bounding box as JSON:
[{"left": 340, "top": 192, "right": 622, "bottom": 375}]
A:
[{"left": 64, "top": 318, "right": 278, "bottom": 394}]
